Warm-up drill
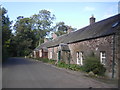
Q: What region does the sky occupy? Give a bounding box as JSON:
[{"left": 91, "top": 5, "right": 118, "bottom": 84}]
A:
[{"left": 1, "top": 1, "right": 119, "bottom": 29}]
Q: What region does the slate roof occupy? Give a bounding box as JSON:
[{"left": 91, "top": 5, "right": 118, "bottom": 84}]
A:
[{"left": 35, "top": 14, "right": 120, "bottom": 50}]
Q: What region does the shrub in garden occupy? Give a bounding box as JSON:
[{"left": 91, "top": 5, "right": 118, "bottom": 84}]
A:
[
  {"left": 36, "top": 57, "right": 42, "bottom": 61},
  {"left": 48, "top": 59, "right": 56, "bottom": 65},
  {"left": 82, "top": 54, "right": 106, "bottom": 76},
  {"left": 57, "top": 61, "right": 68, "bottom": 68},
  {"left": 68, "top": 64, "right": 81, "bottom": 71},
  {"left": 57, "top": 61, "right": 82, "bottom": 71},
  {"left": 41, "top": 58, "right": 49, "bottom": 63}
]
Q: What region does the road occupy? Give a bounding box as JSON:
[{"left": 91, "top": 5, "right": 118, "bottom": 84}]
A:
[{"left": 2, "top": 57, "right": 117, "bottom": 88}]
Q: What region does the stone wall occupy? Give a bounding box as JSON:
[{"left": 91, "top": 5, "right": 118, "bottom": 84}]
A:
[
  {"left": 48, "top": 46, "right": 70, "bottom": 63},
  {"left": 47, "top": 35, "right": 118, "bottom": 78},
  {"left": 115, "top": 32, "right": 119, "bottom": 79},
  {"left": 68, "top": 35, "right": 118, "bottom": 78},
  {"left": 53, "top": 47, "right": 58, "bottom": 60},
  {"left": 48, "top": 48, "right": 53, "bottom": 59},
  {"left": 48, "top": 47, "right": 58, "bottom": 60}
]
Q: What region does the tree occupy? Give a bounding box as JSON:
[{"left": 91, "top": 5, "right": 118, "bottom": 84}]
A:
[
  {"left": 53, "top": 22, "right": 76, "bottom": 36},
  {"left": 9, "top": 9, "right": 55, "bottom": 57},
  {"left": 1, "top": 7, "right": 12, "bottom": 61},
  {"left": 31, "top": 9, "right": 55, "bottom": 45},
  {"left": 13, "top": 16, "right": 36, "bottom": 56}
]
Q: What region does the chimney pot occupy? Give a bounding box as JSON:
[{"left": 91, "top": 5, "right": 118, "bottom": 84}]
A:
[
  {"left": 90, "top": 15, "right": 95, "bottom": 25},
  {"left": 52, "top": 32, "right": 57, "bottom": 39},
  {"left": 44, "top": 38, "right": 48, "bottom": 43},
  {"left": 67, "top": 26, "right": 72, "bottom": 34}
]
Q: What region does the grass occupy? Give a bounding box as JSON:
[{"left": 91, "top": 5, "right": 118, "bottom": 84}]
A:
[
  {"left": 29, "top": 57, "right": 118, "bottom": 86},
  {"left": 31, "top": 57, "right": 56, "bottom": 65},
  {"left": 31, "top": 57, "right": 83, "bottom": 72},
  {"left": 30, "top": 57, "right": 117, "bottom": 85},
  {"left": 30, "top": 57, "right": 118, "bottom": 85},
  {"left": 31, "top": 57, "right": 105, "bottom": 74}
]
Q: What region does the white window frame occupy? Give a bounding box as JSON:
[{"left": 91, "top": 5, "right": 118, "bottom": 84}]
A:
[
  {"left": 50, "top": 51, "right": 52, "bottom": 59},
  {"left": 39, "top": 50, "right": 42, "bottom": 57},
  {"left": 77, "top": 51, "right": 83, "bottom": 65},
  {"left": 34, "top": 51, "right": 36, "bottom": 58},
  {"left": 57, "top": 52, "right": 58, "bottom": 61},
  {"left": 100, "top": 51, "right": 106, "bottom": 65}
]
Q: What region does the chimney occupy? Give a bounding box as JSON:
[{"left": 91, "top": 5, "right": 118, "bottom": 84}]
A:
[
  {"left": 44, "top": 38, "right": 48, "bottom": 43},
  {"left": 90, "top": 15, "right": 95, "bottom": 25},
  {"left": 67, "top": 26, "right": 72, "bottom": 34},
  {"left": 51, "top": 32, "right": 57, "bottom": 39}
]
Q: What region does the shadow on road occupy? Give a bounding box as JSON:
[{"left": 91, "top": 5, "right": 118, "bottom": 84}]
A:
[{"left": 2, "top": 57, "right": 35, "bottom": 67}]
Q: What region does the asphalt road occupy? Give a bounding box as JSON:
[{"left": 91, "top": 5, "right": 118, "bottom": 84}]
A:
[{"left": 2, "top": 57, "right": 117, "bottom": 88}]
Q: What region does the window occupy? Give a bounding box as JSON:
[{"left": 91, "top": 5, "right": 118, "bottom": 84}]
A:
[
  {"left": 58, "top": 51, "right": 61, "bottom": 61},
  {"left": 77, "top": 51, "right": 83, "bottom": 65},
  {"left": 100, "top": 51, "right": 106, "bottom": 65},
  {"left": 34, "top": 51, "right": 36, "bottom": 58},
  {"left": 50, "top": 51, "right": 52, "bottom": 59},
  {"left": 39, "top": 50, "right": 42, "bottom": 57}
]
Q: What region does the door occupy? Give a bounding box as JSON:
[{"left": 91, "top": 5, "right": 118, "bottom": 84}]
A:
[
  {"left": 58, "top": 51, "right": 61, "bottom": 61},
  {"left": 77, "top": 52, "right": 80, "bottom": 64}
]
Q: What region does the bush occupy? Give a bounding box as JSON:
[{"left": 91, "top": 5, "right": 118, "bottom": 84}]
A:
[
  {"left": 57, "top": 61, "right": 82, "bottom": 71},
  {"left": 82, "top": 55, "right": 106, "bottom": 76},
  {"left": 69, "top": 64, "right": 81, "bottom": 71},
  {"left": 33, "top": 57, "right": 48, "bottom": 62},
  {"left": 42, "top": 58, "right": 48, "bottom": 62},
  {"left": 48, "top": 59, "right": 56, "bottom": 65},
  {"left": 57, "top": 61, "right": 68, "bottom": 68}
]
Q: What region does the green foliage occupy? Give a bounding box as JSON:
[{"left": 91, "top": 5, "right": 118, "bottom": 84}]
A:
[
  {"left": 53, "top": 22, "right": 76, "bottom": 36},
  {"left": 32, "top": 57, "right": 82, "bottom": 71},
  {"left": 68, "top": 64, "right": 81, "bottom": 71},
  {"left": 31, "top": 53, "right": 106, "bottom": 76},
  {"left": 1, "top": 7, "right": 77, "bottom": 59},
  {"left": 42, "top": 58, "right": 49, "bottom": 63},
  {"left": 1, "top": 7, "right": 12, "bottom": 61},
  {"left": 82, "top": 54, "right": 106, "bottom": 76},
  {"left": 57, "top": 61, "right": 68, "bottom": 68},
  {"left": 48, "top": 59, "right": 56, "bottom": 65},
  {"left": 34, "top": 57, "right": 56, "bottom": 64},
  {"left": 12, "top": 17, "right": 36, "bottom": 56},
  {"left": 57, "top": 61, "right": 81, "bottom": 71},
  {"left": 33, "top": 58, "right": 82, "bottom": 71},
  {"left": 32, "top": 58, "right": 83, "bottom": 71},
  {"left": 54, "top": 22, "right": 67, "bottom": 36},
  {"left": 35, "top": 57, "right": 49, "bottom": 63},
  {"left": 31, "top": 9, "right": 55, "bottom": 44},
  {"left": 3, "top": 9, "right": 56, "bottom": 57}
]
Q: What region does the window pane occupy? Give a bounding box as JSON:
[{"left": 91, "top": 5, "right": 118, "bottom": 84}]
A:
[{"left": 100, "top": 51, "right": 106, "bottom": 65}]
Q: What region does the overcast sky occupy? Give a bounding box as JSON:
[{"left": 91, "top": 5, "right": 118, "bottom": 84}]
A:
[{"left": 1, "top": 1, "right": 119, "bottom": 29}]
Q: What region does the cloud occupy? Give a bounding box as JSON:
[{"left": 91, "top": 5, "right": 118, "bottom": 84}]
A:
[{"left": 84, "top": 6, "right": 95, "bottom": 11}]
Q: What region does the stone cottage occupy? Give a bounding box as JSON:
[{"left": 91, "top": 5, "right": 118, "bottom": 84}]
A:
[{"left": 33, "top": 14, "right": 120, "bottom": 79}]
